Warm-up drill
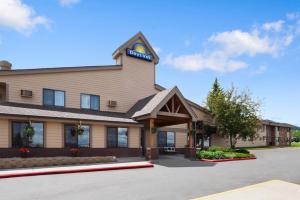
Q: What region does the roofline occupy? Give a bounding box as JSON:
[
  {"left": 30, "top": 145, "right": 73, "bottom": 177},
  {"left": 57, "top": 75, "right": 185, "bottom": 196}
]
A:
[
  {"left": 261, "top": 120, "right": 293, "bottom": 128},
  {"left": 0, "top": 113, "right": 143, "bottom": 126},
  {"left": 0, "top": 65, "right": 122, "bottom": 76}
]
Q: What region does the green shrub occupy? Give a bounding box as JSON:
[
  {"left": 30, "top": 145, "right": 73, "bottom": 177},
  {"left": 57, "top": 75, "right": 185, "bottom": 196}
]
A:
[
  {"left": 208, "top": 146, "right": 233, "bottom": 152},
  {"left": 197, "top": 150, "right": 226, "bottom": 159},
  {"left": 197, "top": 150, "right": 255, "bottom": 160},
  {"left": 234, "top": 148, "right": 250, "bottom": 154}
]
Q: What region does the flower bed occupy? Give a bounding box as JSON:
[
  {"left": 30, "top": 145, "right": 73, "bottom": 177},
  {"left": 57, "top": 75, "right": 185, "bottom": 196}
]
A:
[
  {"left": 197, "top": 146, "right": 256, "bottom": 162},
  {"left": 0, "top": 156, "right": 116, "bottom": 169}
]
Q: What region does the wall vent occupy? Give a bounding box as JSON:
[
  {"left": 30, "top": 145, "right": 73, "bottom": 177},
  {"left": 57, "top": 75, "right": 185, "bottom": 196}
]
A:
[
  {"left": 108, "top": 100, "right": 117, "bottom": 107},
  {"left": 21, "top": 90, "right": 33, "bottom": 98}
]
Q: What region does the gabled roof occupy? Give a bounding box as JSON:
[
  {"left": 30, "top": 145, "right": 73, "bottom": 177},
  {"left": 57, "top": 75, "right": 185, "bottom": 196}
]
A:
[
  {"left": 127, "top": 94, "right": 156, "bottom": 118},
  {"left": 154, "top": 83, "right": 210, "bottom": 114},
  {"left": 131, "top": 87, "right": 197, "bottom": 121},
  {"left": 112, "top": 32, "right": 159, "bottom": 64}
]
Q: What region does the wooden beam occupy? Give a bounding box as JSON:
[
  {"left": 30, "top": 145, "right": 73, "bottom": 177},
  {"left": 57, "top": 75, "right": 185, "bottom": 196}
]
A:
[
  {"left": 172, "top": 97, "right": 175, "bottom": 113},
  {"left": 157, "top": 111, "right": 190, "bottom": 118},
  {"left": 175, "top": 104, "right": 181, "bottom": 113},
  {"left": 165, "top": 104, "right": 171, "bottom": 113}
]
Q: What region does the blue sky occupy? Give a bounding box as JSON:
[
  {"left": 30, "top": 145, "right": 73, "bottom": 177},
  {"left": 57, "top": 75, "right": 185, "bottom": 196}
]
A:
[{"left": 0, "top": 0, "right": 299, "bottom": 126}]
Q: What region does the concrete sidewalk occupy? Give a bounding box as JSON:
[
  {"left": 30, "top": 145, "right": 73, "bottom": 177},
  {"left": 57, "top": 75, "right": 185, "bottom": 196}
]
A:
[
  {"left": 193, "top": 180, "right": 300, "bottom": 200},
  {"left": 0, "top": 161, "right": 153, "bottom": 179}
]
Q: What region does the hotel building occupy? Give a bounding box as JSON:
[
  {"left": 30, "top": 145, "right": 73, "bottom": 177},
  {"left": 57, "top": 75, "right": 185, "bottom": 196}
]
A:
[{"left": 0, "top": 32, "right": 292, "bottom": 159}]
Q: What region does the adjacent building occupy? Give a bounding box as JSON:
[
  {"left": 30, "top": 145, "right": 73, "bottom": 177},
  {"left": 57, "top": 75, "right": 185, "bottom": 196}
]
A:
[{"left": 0, "top": 32, "right": 292, "bottom": 159}]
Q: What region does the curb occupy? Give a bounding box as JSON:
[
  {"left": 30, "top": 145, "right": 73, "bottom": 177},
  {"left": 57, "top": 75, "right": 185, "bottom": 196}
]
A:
[
  {"left": 0, "top": 163, "right": 154, "bottom": 179},
  {"left": 199, "top": 157, "right": 256, "bottom": 163}
]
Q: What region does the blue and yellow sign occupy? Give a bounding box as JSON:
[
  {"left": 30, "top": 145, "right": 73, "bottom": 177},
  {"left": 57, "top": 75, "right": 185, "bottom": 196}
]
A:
[{"left": 126, "top": 43, "right": 152, "bottom": 62}]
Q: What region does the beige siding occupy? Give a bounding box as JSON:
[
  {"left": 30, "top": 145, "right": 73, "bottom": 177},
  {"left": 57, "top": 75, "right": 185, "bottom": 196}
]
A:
[
  {"left": 46, "top": 122, "right": 63, "bottom": 148},
  {"left": 176, "top": 131, "right": 187, "bottom": 148},
  {"left": 129, "top": 127, "right": 140, "bottom": 148},
  {"left": 211, "top": 127, "right": 268, "bottom": 148},
  {"left": 0, "top": 119, "right": 9, "bottom": 148},
  {"left": 235, "top": 126, "right": 267, "bottom": 147},
  {"left": 211, "top": 134, "right": 230, "bottom": 147},
  {"left": 0, "top": 55, "right": 157, "bottom": 113},
  {"left": 92, "top": 124, "right": 105, "bottom": 148}
]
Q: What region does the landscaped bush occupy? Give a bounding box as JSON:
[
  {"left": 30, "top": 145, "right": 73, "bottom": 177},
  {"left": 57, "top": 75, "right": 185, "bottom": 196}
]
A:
[
  {"left": 197, "top": 146, "right": 254, "bottom": 160},
  {"left": 197, "top": 150, "right": 254, "bottom": 160},
  {"left": 234, "top": 148, "right": 250, "bottom": 154},
  {"left": 208, "top": 146, "right": 250, "bottom": 154},
  {"left": 197, "top": 151, "right": 226, "bottom": 159}
]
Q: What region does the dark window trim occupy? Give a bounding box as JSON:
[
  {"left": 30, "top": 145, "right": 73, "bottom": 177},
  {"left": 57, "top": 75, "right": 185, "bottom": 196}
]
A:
[
  {"left": 80, "top": 93, "right": 100, "bottom": 111},
  {"left": 11, "top": 120, "right": 45, "bottom": 148},
  {"left": 63, "top": 124, "right": 91, "bottom": 148},
  {"left": 43, "top": 88, "right": 66, "bottom": 107},
  {"left": 106, "top": 127, "right": 128, "bottom": 148}
]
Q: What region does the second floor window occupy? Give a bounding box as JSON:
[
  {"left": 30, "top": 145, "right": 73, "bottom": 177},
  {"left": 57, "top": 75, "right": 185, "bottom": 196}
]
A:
[
  {"left": 81, "top": 94, "right": 100, "bottom": 110},
  {"left": 43, "top": 89, "right": 65, "bottom": 107}
]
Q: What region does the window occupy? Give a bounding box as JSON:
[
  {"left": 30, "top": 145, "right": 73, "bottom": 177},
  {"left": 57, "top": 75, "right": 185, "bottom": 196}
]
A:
[
  {"left": 43, "top": 89, "right": 65, "bottom": 107},
  {"left": 12, "top": 122, "right": 44, "bottom": 148},
  {"left": 158, "top": 131, "right": 175, "bottom": 147},
  {"left": 107, "top": 127, "right": 128, "bottom": 148},
  {"left": 64, "top": 125, "right": 90, "bottom": 147},
  {"left": 81, "top": 94, "right": 100, "bottom": 110}
]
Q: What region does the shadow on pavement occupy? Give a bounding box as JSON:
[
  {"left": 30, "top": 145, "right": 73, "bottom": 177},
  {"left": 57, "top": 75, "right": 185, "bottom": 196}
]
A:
[{"left": 153, "top": 154, "right": 216, "bottom": 168}]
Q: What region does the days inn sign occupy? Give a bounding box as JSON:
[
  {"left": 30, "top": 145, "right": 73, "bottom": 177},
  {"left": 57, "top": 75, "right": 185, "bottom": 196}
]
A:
[{"left": 126, "top": 43, "right": 152, "bottom": 62}]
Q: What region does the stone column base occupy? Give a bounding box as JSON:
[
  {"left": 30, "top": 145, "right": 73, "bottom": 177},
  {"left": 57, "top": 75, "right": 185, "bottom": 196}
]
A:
[
  {"left": 145, "top": 148, "right": 159, "bottom": 160},
  {"left": 184, "top": 147, "right": 196, "bottom": 159}
]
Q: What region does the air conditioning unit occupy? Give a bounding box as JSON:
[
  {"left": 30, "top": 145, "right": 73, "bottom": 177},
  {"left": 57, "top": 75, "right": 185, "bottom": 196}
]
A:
[
  {"left": 108, "top": 100, "right": 117, "bottom": 107},
  {"left": 20, "top": 90, "right": 33, "bottom": 98}
]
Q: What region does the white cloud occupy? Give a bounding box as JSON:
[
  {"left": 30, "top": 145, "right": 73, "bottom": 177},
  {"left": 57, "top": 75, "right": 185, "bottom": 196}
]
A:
[
  {"left": 287, "top": 12, "right": 300, "bottom": 20},
  {"left": 153, "top": 46, "right": 161, "bottom": 54},
  {"left": 165, "top": 16, "right": 299, "bottom": 72},
  {"left": 262, "top": 20, "right": 285, "bottom": 32},
  {"left": 0, "top": 0, "right": 48, "bottom": 35},
  {"left": 254, "top": 65, "right": 268, "bottom": 75},
  {"left": 59, "top": 0, "right": 80, "bottom": 7}
]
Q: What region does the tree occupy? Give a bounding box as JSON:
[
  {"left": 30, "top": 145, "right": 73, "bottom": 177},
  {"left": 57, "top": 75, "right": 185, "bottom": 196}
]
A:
[
  {"left": 293, "top": 130, "right": 300, "bottom": 141},
  {"left": 206, "top": 78, "right": 260, "bottom": 148}
]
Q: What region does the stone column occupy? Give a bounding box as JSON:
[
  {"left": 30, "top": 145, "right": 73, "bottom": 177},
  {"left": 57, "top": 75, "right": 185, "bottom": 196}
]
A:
[
  {"left": 185, "top": 121, "right": 196, "bottom": 159},
  {"left": 145, "top": 119, "right": 158, "bottom": 160}
]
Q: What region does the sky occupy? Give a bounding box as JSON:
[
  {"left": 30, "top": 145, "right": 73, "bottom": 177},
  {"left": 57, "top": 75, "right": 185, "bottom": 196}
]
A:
[{"left": 0, "top": 0, "right": 299, "bottom": 126}]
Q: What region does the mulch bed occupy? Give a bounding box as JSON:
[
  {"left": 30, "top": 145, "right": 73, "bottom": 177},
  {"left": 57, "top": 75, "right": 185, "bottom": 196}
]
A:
[{"left": 0, "top": 156, "right": 116, "bottom": 169}]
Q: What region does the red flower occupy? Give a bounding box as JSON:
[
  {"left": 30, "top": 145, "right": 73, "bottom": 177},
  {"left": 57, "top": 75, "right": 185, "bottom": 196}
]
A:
[
  {"left": 70, "top": 148, "right": 80, "bottom": 153},
  {"left": 19, "top": 147, "right": 30, "bottom": 153}
]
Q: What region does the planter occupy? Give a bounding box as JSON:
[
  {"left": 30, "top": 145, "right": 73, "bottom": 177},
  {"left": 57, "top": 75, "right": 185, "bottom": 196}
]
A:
[
  {"left": 0, "top": 156, "right": 117, "bottom": 169},
  {"left": 199, "top": 157, "right": 256, "bottom": 162}
]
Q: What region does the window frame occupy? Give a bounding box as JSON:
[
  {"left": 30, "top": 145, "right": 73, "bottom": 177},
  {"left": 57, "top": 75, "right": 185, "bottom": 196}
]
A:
[
  {"left": 43, "top": 88, "right": 65, "bottom": 107},
  {"left": 106, "top": 127, "right": 128, "bottom": 148},
  {"left": 11, "top": 121, "right": 45, "bottom": 148},
  {"left": 64, "top": 124, "right": 91, "bottom": 148},
  {"left": 157, "top": 131, "right": 176, "bottom": 148},
  {"left": 80, "top": 93, "right": 100, "bottom": 111}
]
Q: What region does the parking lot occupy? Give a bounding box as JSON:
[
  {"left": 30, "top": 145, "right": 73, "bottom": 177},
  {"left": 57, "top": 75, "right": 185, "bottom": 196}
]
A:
[{"left": 1, "top": 148, "right": 300, "bottom": 200}]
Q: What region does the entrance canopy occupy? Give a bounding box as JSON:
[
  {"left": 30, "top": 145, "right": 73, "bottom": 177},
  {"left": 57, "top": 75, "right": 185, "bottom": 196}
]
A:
[{"left": 129, "top": 87, "right": 197, "bottom": 126}]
